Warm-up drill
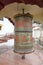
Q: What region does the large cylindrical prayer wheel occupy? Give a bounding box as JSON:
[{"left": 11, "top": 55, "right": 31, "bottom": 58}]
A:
[{"left": 14, "top": 13, "right": 33, "bottom": 54}]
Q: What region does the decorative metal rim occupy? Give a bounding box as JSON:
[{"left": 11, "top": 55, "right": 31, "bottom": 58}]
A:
[
  {"left": 14, "top": 13, "right": 33, "bottom": 19},
  {"left": 13, "top": 48, "right": 34, "bottom": 54}
]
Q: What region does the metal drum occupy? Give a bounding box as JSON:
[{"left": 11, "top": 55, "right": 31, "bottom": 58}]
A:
[
  {"left": 14, "top": 12, "right": 33, "bottom": 54},
  {"left": 14, "top": 32, "right": 33, "bottom": 53},
  {"left": 15, "top": 16, "right": 32, "bottom": 32}
]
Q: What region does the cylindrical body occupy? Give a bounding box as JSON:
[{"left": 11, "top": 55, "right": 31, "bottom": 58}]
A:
[
  {"left": 15, "top": 16, "right": 32, "bottom": 32},
  {"left": 14, "top": 13, "right": 33, "bottom": 54}
]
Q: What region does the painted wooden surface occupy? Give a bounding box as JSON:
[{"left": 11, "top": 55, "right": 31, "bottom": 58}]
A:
[{"left": 0, "top": 49, "right": 43, "bottom": 65}]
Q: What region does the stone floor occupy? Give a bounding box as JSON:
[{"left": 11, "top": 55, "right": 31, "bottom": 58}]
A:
[
  {"left": 0, "top": 49, "right": 43, "bottom": 65},
  {"left": 0, "top": 45, "right": 13, "bottom": 54}
]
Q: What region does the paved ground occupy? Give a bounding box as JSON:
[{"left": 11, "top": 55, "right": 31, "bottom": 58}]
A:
[
  {"left": 0, "top": 45, "right": 14, "bottom": 54},
  {"left": 0, "top": 49, "right": 43, "bottom": 65}
]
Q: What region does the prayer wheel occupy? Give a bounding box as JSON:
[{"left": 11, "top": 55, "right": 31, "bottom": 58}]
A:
[{"left": 14, "top": 10, "right": 33, "bottom": 59}]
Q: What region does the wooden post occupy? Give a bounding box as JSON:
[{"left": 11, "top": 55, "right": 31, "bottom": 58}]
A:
[
  {"left": 22, "top": 8, "right": 24, "bottom": 14},
  {"left": 0, "top": 24, "right": 2, "bottom": 30}
]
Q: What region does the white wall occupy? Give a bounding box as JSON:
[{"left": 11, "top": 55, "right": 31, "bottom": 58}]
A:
[
  {"left": 0, "top": 17, "right": 14, "bottom": 46},
  {"left": 0, "top": 17, "right": 14, "bottom": 37}
]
